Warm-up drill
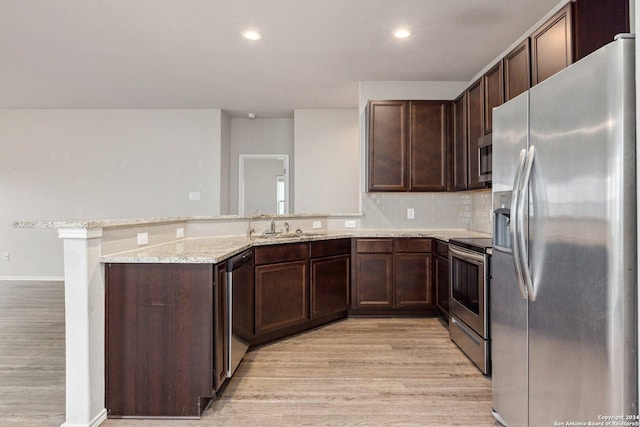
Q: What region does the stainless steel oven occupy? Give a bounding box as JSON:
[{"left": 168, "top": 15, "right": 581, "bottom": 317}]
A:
[
  {"left": 449, "top": 239, "right": 491, "bottom": 374},
  {"left": 478, "top": 133, "right": 492, "bottom": 183}
]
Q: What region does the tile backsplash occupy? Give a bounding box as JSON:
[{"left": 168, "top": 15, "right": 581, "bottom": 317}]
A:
[
  {"left": 361, "top": 189, "right": 492, "bottom": 234},
  {"left": 469, "top": 190, "right": 492, "bottom": 234}
]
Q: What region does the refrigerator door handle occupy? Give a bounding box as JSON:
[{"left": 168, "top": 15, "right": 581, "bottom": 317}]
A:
[
  {"left": 518, "top": 145, "right": 536, "bottom": 301},
  {"left": 510, "top": 148, "right": 528, "bottom": 300}
]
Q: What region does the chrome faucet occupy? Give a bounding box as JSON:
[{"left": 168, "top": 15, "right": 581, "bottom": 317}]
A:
[
  {"left": 284, "top": 222, "right": 289, "bottom": 233},
  {"left": 270, "top": 218, "right": 276, "bottom": 234}
]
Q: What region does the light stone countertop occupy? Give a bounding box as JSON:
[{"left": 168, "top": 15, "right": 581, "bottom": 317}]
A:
[
  {"left": 101, "top": 229, "right": 491, "bottom": 264},
  {"left": 13, "top": 213, "right": 363, "bottom": 229}
]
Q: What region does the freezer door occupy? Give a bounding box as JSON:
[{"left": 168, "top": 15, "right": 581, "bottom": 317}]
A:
[
  {"left": 491, "top": 249, "right": 529, "bottom": 427},
  {"left": 491, "top": 90, "right": 530, "bottom": 426},
  {"left": 527, "top": 37, "right": 637, "bottom": 425},
  {"left": 492, "top": 92, "right": 529, "bottom": 193}
]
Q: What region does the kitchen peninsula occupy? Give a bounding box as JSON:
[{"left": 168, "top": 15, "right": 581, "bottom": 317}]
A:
[{"left": 15, "top": 214, "right": 489, "bottom": 425}]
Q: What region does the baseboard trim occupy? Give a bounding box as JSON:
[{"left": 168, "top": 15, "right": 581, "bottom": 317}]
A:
[
  {"left": 62, "top": 409, "right": 108, "bottom": 427},
  {"left": 0, "top": 275, "right": 64, "bottom": 282}
]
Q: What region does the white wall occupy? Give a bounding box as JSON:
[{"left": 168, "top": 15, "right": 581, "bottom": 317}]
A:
[
  {"left": 294, "top": 109, "right": 359, "bottom": 214},
  {"left": 229, "top": 118, "right": 294, "bottom": 214},
  {"left": 220, "top": 111, "right": 231, "bottom": 214},
  {"left": 0, "top": 109, "right": 224, "bottom": 278}
]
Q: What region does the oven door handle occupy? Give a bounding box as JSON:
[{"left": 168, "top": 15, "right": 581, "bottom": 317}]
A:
[
  {"left": 449, "top": 245, "right": 485, "bottom": 264},
  {"left": 518, "top": 145, "right": 536, "bottom": 301},
  {"left": 511, "top": 149, "right": 528, "bottom": 300}
]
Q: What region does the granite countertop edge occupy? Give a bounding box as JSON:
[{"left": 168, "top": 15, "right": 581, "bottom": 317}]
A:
[
  {"left": 101, "top": 229, "right": 491, "bottom": 264},
  {"left": 14, "top": 213, "right": 364, "bottom": 229}
]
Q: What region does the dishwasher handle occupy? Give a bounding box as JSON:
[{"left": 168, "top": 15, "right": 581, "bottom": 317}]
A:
[{"left": 227, "top": 250, "right": 253, "bottom": 271}]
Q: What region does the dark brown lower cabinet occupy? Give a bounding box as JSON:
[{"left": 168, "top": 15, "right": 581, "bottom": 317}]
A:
[
  {"left": 395, "top": 252, "right": 432, "bottom": 308},
  {"left": 395, "top": 238, "right": 433, "bottom": 309},
  {"left": 253, "top": 243, "right": 309, "bottom": 344},
  {"left": 355, "top": 252, "right": 394, "bottom": 307},
  {"left": 255, "top": 260, "right": 309, "bottom": 335},
  {"left": 105, "top": 263, "right": 222, "bottom": 418},
  {"left": 310, "top": 240, "right": 350, "bottom": 318},
  {"left": 214, "top": 263, "right": 228, "bottom": 391},
  {"left": 434, "top": 240, "right": 450, "bottom": 319},
  {"left": 353, "top": 239, "right": 394, "bottom": 309},
  {"left": 351, "top": 238, "right": 435, "bottom": 315},
  {"left": 252, "top": 240, "right": 350, "bottom": 346}
]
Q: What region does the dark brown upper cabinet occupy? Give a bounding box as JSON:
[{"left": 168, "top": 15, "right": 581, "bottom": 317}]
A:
[
  {"left": 452, "top": 93, "right": 468, "bottom": 192},
  {"left": 573, "top": 0, "right": 630, "bottom": 61},
  {"left": 466, "top": 79, "right": 485, "bottom": 190},
  {"left": 482, "top": 61, "right": 504, "bottom": 135},
  {"left": 504, "top": 39, "right": 531, "bottom": 101},
  {"left": 367, "top": 100, "right": 450, "bottom": 192},
  {"left": 367, "top": 100, "right": 408, "bottom": 192},
  {"left": 531, "top": 3, "right": 573, "bottom": 86},
  {"left": 409, "top": 101, "right": 451, "bottom": 192},
  {"left": 451, "top": 0, "right": 629, "bottom": 192}
]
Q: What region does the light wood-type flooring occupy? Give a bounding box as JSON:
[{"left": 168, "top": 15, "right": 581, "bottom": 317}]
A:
[
  {"left": 1, "top": 280, "right": 496, "bottom": 426},
  {"left": 0, "top": 280, "right": 65, "bottom": 426}
]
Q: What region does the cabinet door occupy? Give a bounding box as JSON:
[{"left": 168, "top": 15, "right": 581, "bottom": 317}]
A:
[
  {"left": 409, "top": 101, "right": 450, "bottom": 192},
  {"left": 466, "top": 79, "right": 484, "bottom": 189},
  {"left": 574, "top": 0, "right": 629, "bottom": 61},
  {"left": 453, "top": 94, "right": 468, "bottom": 191},
  {"left": 482, "top": 61, "right": 503, "bottom": 135},
  {"left": 106, "top": 263, "right": 213, "bottom": 417},
  {"left": 311, "top": 254, "right": 350, "bottom": 318},
  {"left": 255, "top": 261, "right": 309, "bottom": 335},
  {"left": 531, "top": 3, "right": 573, "bottom": 86},
  {"left": 395, "top": 253, "right": 433, "bottom": 308},
  {"left": 367, "top": 100, "right": 409, "bottom": 191},
  {"left": 354, "top": 253, "right": 393, "bottom": 308},
  {"left": 504, "top": 39, "right": 531, "bottom": 102},
  {"left": 435, "top": 254, "right": 449, "bottom": 318},
  {"left": 214, "top": 263, "right": 228, "bottom": 391}
]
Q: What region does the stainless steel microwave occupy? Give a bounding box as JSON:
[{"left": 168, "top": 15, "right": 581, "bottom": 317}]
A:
[{"left": 478, "top": 133, "right": 492, "bottom": 183}]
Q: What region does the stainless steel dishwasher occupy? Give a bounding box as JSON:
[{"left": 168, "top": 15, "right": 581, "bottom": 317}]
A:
[{"left": 226, "top": 249, "right": 254, "bottom": 377}]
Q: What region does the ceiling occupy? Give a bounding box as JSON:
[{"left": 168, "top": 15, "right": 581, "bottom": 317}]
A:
[{"left": 1, "top": 0, "right": 560, "bottom": 117}]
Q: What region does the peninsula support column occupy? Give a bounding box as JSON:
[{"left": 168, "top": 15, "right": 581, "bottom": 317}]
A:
[{"left": 58, "top": 228, "right": 107, "bottom": 427}]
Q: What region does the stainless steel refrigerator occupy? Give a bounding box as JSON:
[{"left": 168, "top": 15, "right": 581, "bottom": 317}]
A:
[{"left": 491, "top": 35, "right": 637, "bottom": 426}]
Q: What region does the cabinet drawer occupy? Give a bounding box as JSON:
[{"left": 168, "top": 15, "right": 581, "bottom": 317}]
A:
[
  {"left": 394, "top": 238, "right": 432, "bottom": 253},
  {"left": 356, "top": 239, "right": 393, "bottom": 253},
  {"left": 310, "top": 239, "right": 351, "bottom": 258},
  {"left": 254, "top": 243, "right": 309, "bottom": 265},
  {"left": 435, "top": 240, "right": 449, "bottom": 257}
]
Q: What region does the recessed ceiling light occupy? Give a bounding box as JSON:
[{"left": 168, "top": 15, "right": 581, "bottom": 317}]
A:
[
  {"left": 242, "top": 30, "right": 263, "bottom": 41},
  {"left": 393, "top": 28, "right": 411, "bottom": 39},
  {"left": 247, "top": 113, "right": 256, "bottom": 119}
]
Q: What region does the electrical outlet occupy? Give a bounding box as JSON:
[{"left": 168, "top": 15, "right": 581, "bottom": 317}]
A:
[
  {"left": 407, "top": 208, "right": 415, "bottom": 219},
  {"left": 3, "top": 252, "right": 9, "bottom": 261},
  {"left": 137, "top": 232, "right": 149, "bottom": 245},
  {"left": 189, "top": 192, "right": 201, "bottom": 201},
  {"left": 176, "top": 227, "right": 185, "bottom": 238},
  {"left": 345, "top": 220, "right": 356, "bottom": 228},
  {"left": 313, "top": 221, "right": 322, "bottom": 229}
]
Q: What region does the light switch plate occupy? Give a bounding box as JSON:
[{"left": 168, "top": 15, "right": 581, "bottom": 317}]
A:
[
  {"left": 313, "top": 221, "right": 322, "bottom": 229},
  {"left": 137, "top": 232, "right": 149, "bottom": 245},
  {"left": 189, "top": 192, "right": 201, "bottom": 201},
  {"left": 176, "top": 227, "right": 185, "bottom": 238},
  {"left": 345, "top": 220, "right": 356, "bottom": 228},
  {"left": 407, "top": 208, "right": 415, "bottom": 219}
]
